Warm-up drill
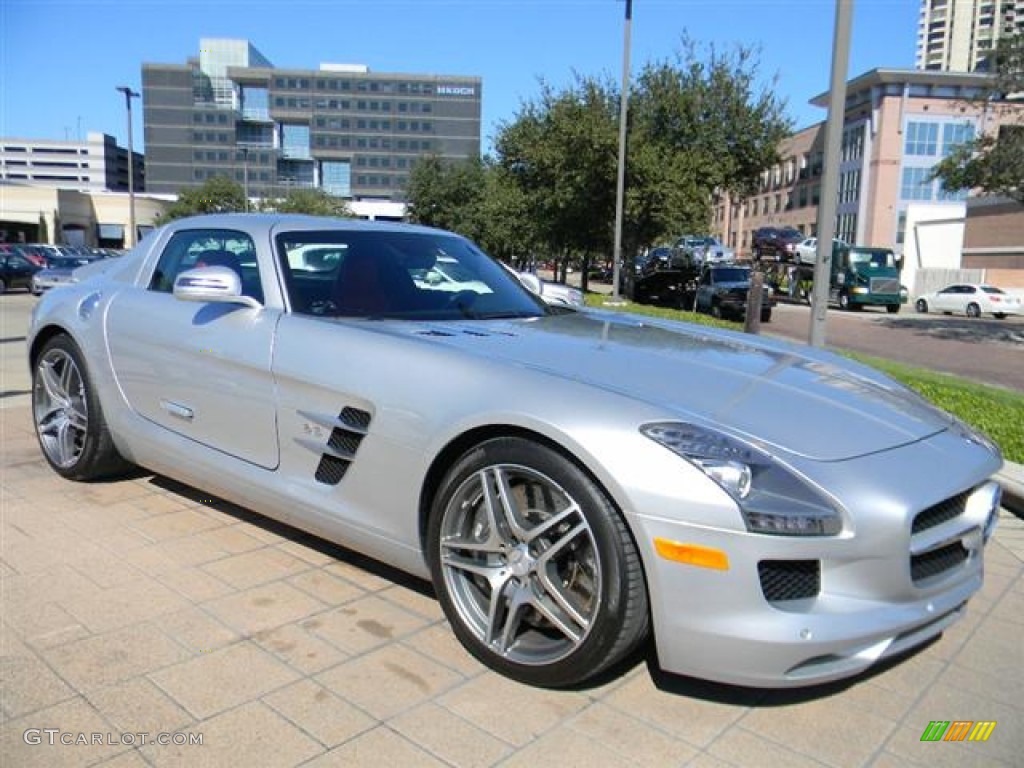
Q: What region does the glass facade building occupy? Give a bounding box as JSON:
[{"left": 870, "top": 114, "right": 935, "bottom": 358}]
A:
[{"left": 142, "top": 39, "right": 482, "bottom": 200}]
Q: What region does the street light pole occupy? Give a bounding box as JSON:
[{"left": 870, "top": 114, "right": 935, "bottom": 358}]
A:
[
  {"left": 116, "top": 86, "right": 140, "bottom": 248},
  {"left": 808, "top": 0, "right": 853, "bottom": 347},
  {"left": 611, "top": 0, "right": 633, "bottom": 303}
]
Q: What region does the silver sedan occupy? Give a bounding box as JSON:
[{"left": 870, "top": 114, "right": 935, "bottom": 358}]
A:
[{"left": 27, "top": 214, "right": 1003, "bottom": 689}]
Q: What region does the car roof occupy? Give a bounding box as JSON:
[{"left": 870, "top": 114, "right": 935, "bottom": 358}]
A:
[{"left": 165, "top": 213, "right": 444, "bottom": 239}]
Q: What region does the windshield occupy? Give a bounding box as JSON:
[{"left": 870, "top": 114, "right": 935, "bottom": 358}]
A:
[
  {"left": 849, "top": 249, "right": 896, "bottom": 269},
  {"left": 277, "top": 229, "right": 547, "bottom": 320}
]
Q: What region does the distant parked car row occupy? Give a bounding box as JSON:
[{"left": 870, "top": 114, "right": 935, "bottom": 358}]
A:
[{"left": 0, "top": 243, "right": 123, "bottom": 295}]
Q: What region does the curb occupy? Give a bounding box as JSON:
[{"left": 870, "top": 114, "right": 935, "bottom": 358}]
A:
[{"left": 996, "top": 461, "right": 1024, "bottom": 520}]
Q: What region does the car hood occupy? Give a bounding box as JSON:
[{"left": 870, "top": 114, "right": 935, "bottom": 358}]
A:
[{"left": 400, "top": 312, "right": 951, "bottom": 461}]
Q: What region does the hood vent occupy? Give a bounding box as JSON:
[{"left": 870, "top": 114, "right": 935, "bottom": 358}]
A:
[{"left": 414, "top": 325, "right": 519, "bottom": 339}]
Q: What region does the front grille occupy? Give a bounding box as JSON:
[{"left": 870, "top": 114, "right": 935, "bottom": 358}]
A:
[
  {"left": 758, "top": 560, "right": 821, "bottom": 602},
  {"left": 869, "top": 277, "right": 901, "bottom": 294},
  {"left": 912, "top": 492, "right": 969, "bottom": 534},
  {"left": 911, "top": 542, "right": 968, "bottom": 584}
]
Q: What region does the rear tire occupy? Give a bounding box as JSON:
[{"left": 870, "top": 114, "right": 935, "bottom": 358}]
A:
[
  {"left": 994, "top": 313, "right": 1007, "bottom": 320},
  {"left": 428, "top": 437, "right": 649, "bottom": 688},
  {"left": 886, "top": 304, "right": 900, "bottom": 314},
  {"left": 966, "top": 303, "right": 981, "bottom": 318},
  {"left": 0, "top": 278, "right": 6, "bottom": 294},
  {"left": 32, "top": 334, "right": 132, "bottom": 480}
]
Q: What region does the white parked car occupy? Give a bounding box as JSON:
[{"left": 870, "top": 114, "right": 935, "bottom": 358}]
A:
[
  {"left": 794, "top": 237, "right": 846, "bottom": 266},
  {"left": 915, "top": 284, "right": 1022, "bottom": 319}
]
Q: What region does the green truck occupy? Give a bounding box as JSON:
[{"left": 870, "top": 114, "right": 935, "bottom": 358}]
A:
[
  {"left": 831, "top": 244, "right": 907, "bottom": 313},
  {"left": 771, "top": 242, "right": 908, "bottom": 313}
]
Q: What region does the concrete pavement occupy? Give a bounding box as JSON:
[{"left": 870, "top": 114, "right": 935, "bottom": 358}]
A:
[{"left": 2, "top": 403, "right": 1023, "bottom": 768}]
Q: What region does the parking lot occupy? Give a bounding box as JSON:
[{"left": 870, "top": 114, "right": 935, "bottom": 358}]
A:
[{"left": 2, "top": 291, "right": 1023, "bottom": 767}]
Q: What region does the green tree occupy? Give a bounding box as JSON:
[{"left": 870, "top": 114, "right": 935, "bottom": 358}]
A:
[
  {"left": 931, "top": 33, "right": 1024, "bottom": 203},
  {"left": 405, "top": 154, "right": 489, "bottom": 239},
  {"left": 260, "top": 188, "right": 352, "bottom": 216},
  {"left": 156, "top": 176, "right": 246, "bottom": 224},
  {"left": 495, "top": 76, "right": 620, "bottom": 289},
  {"left": 491, "top": 39, "right": 790, "bottom": 281},
  {"left": 628, "top": 37, "right": 792, "bottom": 248}
]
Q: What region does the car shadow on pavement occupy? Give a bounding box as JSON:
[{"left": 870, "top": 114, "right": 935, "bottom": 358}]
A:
[
  {"left": 878, "top": 316, "right": 1024, "bottom": 345},
  {"left": 146, "top": 473, "right": 438, "bottom": 599}
]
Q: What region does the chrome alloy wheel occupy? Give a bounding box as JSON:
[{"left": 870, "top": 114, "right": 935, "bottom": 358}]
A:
[
  {"left": 439, "top": 464, "right": 601, "bottom": 667},
  {"left": 34, "top": 348, "right": 89, "bottom": 468}
]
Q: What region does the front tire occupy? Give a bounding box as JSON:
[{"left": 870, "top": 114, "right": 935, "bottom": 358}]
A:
[
  {"left": 966, "top": 302, "right": 981, "bottom": 318},
  {"left": 428, "top": 437, "right": 649, "bottom": 688},
  {"left": 915, "top": 299, "right": 928, "bottom": 313},
  {"left": 33, "top": 334, "right": 131, "bottom": 480},
  {"left": 838, "top": 291, "right": 851, "bottom": 311},
  {"left": 886, "top": 304, "right": 900, "bottom": 314}
]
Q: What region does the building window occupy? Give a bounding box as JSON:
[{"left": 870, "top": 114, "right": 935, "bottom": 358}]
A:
[
  {"left": 942, "top": 122, "right": 974, "bottom": 156},
  {"left": 900, "top": 167, "right": 933, "bottom": 200},
  {"left": 905, "top": 121, "right": 939, "bottom": 155},
  {"left": 321, "top": 160, "right": 351, "bottom": 197}
]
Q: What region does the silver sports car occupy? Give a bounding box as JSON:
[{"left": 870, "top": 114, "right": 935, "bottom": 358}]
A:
[{"left": 28, "top": 214, "right": 1003, "bottom": 689}]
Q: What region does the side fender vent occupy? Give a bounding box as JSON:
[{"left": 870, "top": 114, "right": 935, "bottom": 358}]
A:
[{"left": 301, "top": 407, "right": 374, "bottom": 486}]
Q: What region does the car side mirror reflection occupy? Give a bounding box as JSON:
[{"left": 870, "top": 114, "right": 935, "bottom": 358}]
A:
[
  {"left": 172, "top": 266, "right": 261, "bottom": 309},
  {"left": 516, "top": 271, "right": 543, "bottom": 297}
]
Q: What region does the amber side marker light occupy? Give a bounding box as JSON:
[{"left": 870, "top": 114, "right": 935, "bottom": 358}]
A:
[{"left": 654, "top": 539, "right": 730, "bottom": 570}]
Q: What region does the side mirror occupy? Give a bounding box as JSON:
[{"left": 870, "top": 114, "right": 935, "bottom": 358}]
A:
[
  {"left": 172, "top": 266, "right": 261, "bottom": 309},
  {"left": 516, "top": 271, "right": 543, "bottom": 296}
]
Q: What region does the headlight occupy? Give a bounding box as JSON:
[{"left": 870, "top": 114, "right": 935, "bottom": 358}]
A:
[
  {"left": 851, "top": 286, "right": 868, "bottom": 294},
  {"left": 641, "top": 422, "right": 843, "bottom": 536}
]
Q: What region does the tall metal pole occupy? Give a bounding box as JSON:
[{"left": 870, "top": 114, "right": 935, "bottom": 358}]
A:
[
  {"left": 611, "top": 0, "right": 633, "bottom": 302},
  {"left": 116, "top": 86, "right": 140, "bottom": 248},
  {"left": 808, "top": 0, "right": 853, "bottom": 347}
]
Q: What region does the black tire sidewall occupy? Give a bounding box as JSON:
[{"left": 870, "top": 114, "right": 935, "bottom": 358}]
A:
[
  {"left": 33, "top": 334, "right": 116, "bottom": 480},
  {"left": 427, "top": 436, "right": 645, "bottom": 688}
]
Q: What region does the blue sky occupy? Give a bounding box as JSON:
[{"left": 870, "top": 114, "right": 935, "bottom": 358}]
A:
[{"left": 2, "top": 0, "right": 921, "bottom": 152}]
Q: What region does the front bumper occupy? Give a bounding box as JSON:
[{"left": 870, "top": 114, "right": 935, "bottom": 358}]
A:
[{"left": 626, "top": 433, "right": 1001, "bottom": 688}]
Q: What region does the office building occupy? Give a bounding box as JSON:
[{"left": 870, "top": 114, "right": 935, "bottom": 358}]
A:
[
  {"left": 142, "top": 38, "right": 482, "bottom": 201},
  {"left": 916, "top": 0, "right": 1023, "bottom": 72},
  {"left": 715, "top": 68, "right": 1024, "bottom": 261},
  {"left": 0, "top": 132, "right": 143, "bottom": 193}
]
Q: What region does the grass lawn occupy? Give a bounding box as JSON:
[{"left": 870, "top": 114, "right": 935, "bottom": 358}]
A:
[{"left": 587, "top": 295, "right": 1024, "bottom": 464}]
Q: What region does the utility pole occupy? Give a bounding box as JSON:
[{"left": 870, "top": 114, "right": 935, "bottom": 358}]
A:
[
  {"left": 116, "top": 86, "right": 140, "bottom": 248},
  {"left": 611, "top": 0, "right": 633, "bottom": 303},
  {"left": 809, "top": 0, "right": 853, "bottom": 347}
]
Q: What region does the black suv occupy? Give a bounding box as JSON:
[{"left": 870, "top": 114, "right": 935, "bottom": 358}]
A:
[
  {"left": 693, "top": 265, "right": 774, "bottom": 322},
  {"left": 751, "top": 227, "right": 804, "bottom": 262}
]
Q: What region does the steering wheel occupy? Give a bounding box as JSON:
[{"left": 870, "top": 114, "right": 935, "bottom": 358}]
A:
[{"left": 446, "top": 290, "right": 479, "bottom": 315}]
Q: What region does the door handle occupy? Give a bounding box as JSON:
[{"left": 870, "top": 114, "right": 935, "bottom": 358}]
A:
[{"left": 160, "top": 400, "right": 194, "bottom": 421}]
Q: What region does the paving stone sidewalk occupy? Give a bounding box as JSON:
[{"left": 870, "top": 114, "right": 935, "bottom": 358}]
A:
[{"left": 1, "top": 405, "right": 1022, "bottom": 768}]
